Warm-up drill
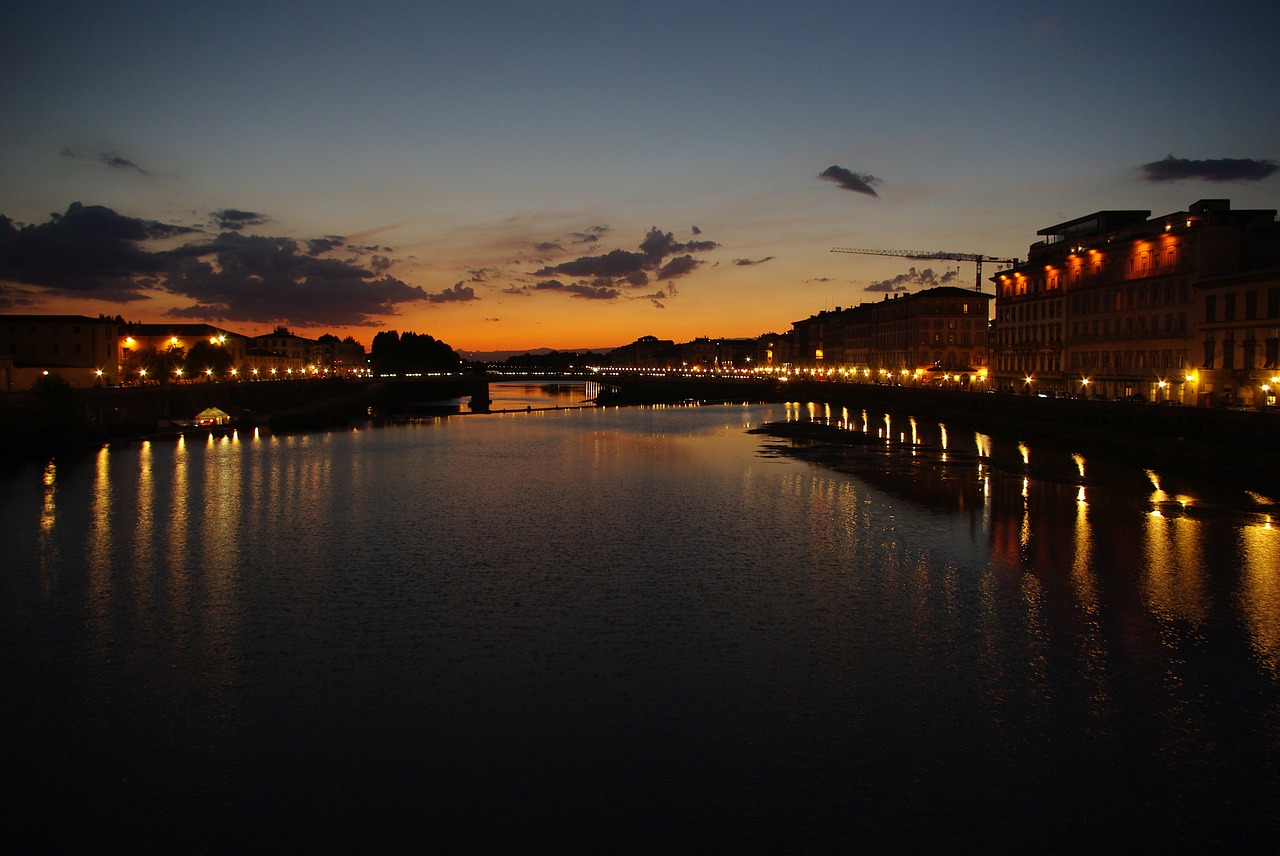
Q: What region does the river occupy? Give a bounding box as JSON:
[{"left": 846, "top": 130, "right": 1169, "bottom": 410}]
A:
[{"left": 3, "top": 383, "right": 1278, "bottom": 852}]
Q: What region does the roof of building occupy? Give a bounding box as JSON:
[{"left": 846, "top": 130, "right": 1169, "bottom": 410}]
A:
[
  {"left": 0, "top": 314, "right": 117, "bottom": 324},
  {"left": 123, "top": 322, "right": 245, "bottom": 339}
]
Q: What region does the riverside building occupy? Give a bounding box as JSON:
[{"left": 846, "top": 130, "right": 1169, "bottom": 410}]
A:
[
  {"left": 993, "top": 199, "right": 1280, "bottom": 405},
  {"left": 0, "top": 314, "right": 123, "bottom": 390},
  {"left": 788, "top": 286, "right": 994, "bottom": 386}
]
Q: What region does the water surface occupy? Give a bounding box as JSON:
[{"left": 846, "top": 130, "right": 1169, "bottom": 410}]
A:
[{"left": 3, "top": 400, "right": 1277, "bottom": 851}]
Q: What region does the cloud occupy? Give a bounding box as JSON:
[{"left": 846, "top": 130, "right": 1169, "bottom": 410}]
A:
[
  {"left": 61, "top": 148, "right": 151, "bottom": 176},
  {"left": 464, "top": 267, "right": 498, "bottom": 282},
  {"left": 1140, "top": 154, "right": 1278, "bottom": 183},
  {"left": 0, "top": 202, "right": 198, "bottom": 300},
  {"left": 657, "top": 255, "right": 700, "bottom": 280},
  {"left": 571, "top": 226, "right": 609, "bottom": 244},
  {"left": 502, "top": 279, "right": 620, "bottom": 300},
  {"left": 733, "top": 256, "right": 775, "bottom": 266},
  {"left": 864, "top": 266, "right": 958, "bottom": 293},
  {"left": 0, "top": 202, "right": 454, "bottom": 326},
  {"left": 428, "top": 283, "right": 478, "bottom": 303},
  {"left": 525, "top": 226, "right": 718, "bottom": 303},
  {"left": 539, "top": 247, "right": 650, "bottom": 280},
  {"left": 691, "top": 225, "right": 702, "bottom": 235},
  {"left": 164, "top": 232, "right": 437, "bottom": 325},
  {"left": 213, "top": 209, "right": 271, "bottom": 231},
  {"left": 306, "top": 236, "right": 345, "bottom": 256},
  {"left": 539, "top": 227, "right": 715, "bottom": 279},
  {"left": 819, "top": 165, "right": 881, "bottom": 197}
]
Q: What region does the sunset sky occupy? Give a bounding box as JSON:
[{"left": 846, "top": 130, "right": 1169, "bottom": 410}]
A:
[{"left": 3, "top": 1, "right": 1277, "bottom": 354}]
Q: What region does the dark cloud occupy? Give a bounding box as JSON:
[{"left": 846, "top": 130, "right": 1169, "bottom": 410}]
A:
[
  {"left": 538, "top": 247, "right": 649, "bottom": 280},
  {"left": 1140, "top": 154, "right": 1278, "bottom": 183},
  {"left": 639, "top": 288, "right": 670, "bottom": 309},
  {"left": 502, "top": 279, "right": 620, "bottom": 300},
  {"left": 565, "top": 283, "right": 620, "bottom": 300},
  {"left": 465, "top": 267, "right": 498, "bottom": 282},
  {"left": 0, "top": 202, "right": 198, "bottom": 299},
  {"left": 639, "top": 227, "right": 719, "bottom": 264},
  {"left": 657, "top": 254, "right": 700, "bottom": 280},
  {"left": 0, "top": 285, "right": 38, "bottom": 309},
  {"left": 163, "top": 232, "right": 436, "bottom": 325},
  {"left": 213, "top": 209, "right": 271, "bottom": 231},
  {"left": 571, "top": 226, "right": 609, "bottom": 244},
  {"left": 733, "top": 256, "right": 775, "bottom": 266},
  {"left": 428, "top": 283, "right": 478, "bottom": 303},
  {"left": 369, "top": 255, "right": 393, "bottom": 272},
  {"left": 61, "top": 148, "right": 151, "bottom": 176},
  {"left": 306, "top": 236, "right": 345, "bottom": 256},
  {"left": 691, "top": 225, "right": 702, "bottom": 235},
  {"left": 0, "top": 202, "right": 453, "bottom": 325},
  {"left": 528, "top": 226, "right": 717, "bottom": 302},
  {"left": 533, "top": 241, "right": 564, "bottom": 254},
  {"left": 819, "top": 165, "right": 881, "bottom": 197},
  {"left": 864, "top": 266, "right": 958, "bottom": 293}
]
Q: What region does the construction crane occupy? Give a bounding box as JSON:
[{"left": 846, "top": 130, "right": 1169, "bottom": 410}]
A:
[{"left": 830, "top": 247, "right": 1018, "bottom": 292}]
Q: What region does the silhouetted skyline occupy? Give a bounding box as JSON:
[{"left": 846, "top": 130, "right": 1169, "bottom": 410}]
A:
[{"left": 2, "top": 1, "right": 1277, "bottom": 350}]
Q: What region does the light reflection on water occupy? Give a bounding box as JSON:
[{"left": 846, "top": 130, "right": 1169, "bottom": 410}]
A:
[{"left": 2, "top": 401, "right": 1279, "bottom": 851}]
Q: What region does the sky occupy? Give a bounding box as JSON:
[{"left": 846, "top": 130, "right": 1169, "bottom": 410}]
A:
[{"left": 2, "top": 1, "right": 1278, "bottom": 355}]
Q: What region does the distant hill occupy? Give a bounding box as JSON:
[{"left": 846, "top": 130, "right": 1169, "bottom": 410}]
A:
[{"left": 458, "top": 347, "right": 614, "bottom": 363}]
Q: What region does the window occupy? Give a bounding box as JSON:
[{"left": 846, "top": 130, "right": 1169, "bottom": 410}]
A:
[
  {"left": 1205, "top": 295, "right": 1217, "bottom": 323},
  {"left": 1222, "top": 339, "right": 1235, "bottom": 370},
  {"left": 1269, "top": 288, "right": 1280, "bottom": 319},
  {"left": 1245, "top": 291, "right": 1258, "bottom": 320},
  {"left": 1224, "top": 294, "right": 1237, "bottom": 322}
]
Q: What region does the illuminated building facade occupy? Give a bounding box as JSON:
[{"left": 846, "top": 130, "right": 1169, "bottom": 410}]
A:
[
  {"left": 0, "top": 314, "right": 123, "bottom": 390},
  {"left": 118, "top": 323, "right": 247, "bottom": 382},
  {"left": 790, "top": 286, "right": 994, "bottom": 384},
  {"left": 993, "top": 199, "right": 1280, "bottom": 404}
]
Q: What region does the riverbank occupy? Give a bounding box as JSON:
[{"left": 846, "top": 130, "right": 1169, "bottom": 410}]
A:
[
  {"left": 598, "top": 376, "right": 1280, "bottom": 494},
  {"left": 0, "top": 375, "right": 488, "bottom": 468}
]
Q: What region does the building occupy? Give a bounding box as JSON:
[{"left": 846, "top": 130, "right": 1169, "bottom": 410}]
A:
[
  {"left": 247, "top": 326, "right": 315, "bottom": 376},
  {"left": 676, "top": 337, "right": 758, "bottom": 370},
  {"left": 789, "top": 287, "right": 994, "bottom": 384},
  {"left": 0, "top": 314, "right": 123, "bottom": 390},
  {"left": 607, "top": 335, "right": 679, "bottom": 369},
  {"left": 993, "top": 199, "right": 1280, "bottom": 404},
  {"left": 315, "top": 335, "right": 369, "bottom": 376},
  {"left": 118, "top": 323, "right": 248, "bottom": 383}
]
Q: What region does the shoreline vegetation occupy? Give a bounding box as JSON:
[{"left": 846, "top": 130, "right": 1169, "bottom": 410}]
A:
[{"left": 4, "top": 375, "right": 1278, "bottom": 494}]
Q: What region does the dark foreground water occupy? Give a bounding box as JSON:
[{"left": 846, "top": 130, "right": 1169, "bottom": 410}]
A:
[{"left": 3, "top": 389, "right": 1278, "bottom": 852}]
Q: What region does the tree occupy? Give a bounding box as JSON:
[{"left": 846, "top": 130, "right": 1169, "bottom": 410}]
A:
[
  {"left": 121, "top": 345, "right": 185, "bottom": 384},
  {"left": 370, "top": 330, "right": 463, "bottom": 374},
  {"left": 183, "top": 340, "right": 233, "bottom": 379}
]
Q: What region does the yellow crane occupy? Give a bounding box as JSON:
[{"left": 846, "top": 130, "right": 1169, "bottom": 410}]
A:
[{"left": 830, "top": 247, "right": 1018, "bottom": 292}]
